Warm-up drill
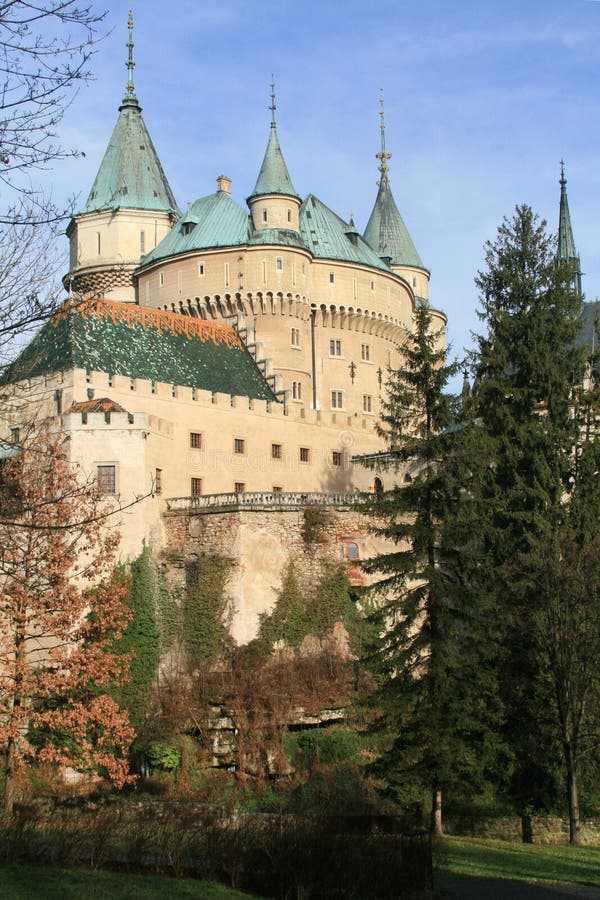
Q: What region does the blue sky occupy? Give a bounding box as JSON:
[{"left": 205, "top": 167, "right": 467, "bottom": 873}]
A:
[{"left": 50, "top": 0, "right": 600, "bottom": 383}]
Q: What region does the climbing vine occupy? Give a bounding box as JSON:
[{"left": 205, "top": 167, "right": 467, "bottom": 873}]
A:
[{"left": 183, "top": 554, "right": 233, "bottom": 669}]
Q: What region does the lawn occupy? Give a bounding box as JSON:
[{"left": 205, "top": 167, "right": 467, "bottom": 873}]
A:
[
  {"left": 436, "top": 835, "right": 600, "bottom": 887},
  {"left": 0, "top": 865, "right": 258, "bottom": 899}
]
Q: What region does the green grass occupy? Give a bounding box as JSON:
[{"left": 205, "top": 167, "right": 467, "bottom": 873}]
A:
[
  {"left": 436, "top": 835, "right": 600, "bottom": 886},
  {"left": 0, "top": 864, "right": 258, "bottom": 900}
]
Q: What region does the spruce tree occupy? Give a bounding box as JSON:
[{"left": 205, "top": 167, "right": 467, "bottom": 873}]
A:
[
  {"left": 361, "top": 302, "right": 504, "bottom": 835},
  {"left": 467, "top": 204, "right": 588, "bottom": 821}
]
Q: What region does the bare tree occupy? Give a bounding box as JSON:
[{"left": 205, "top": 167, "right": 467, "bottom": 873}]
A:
[{"left": 0, "top": 2, "right": 107, "bottom": 372}]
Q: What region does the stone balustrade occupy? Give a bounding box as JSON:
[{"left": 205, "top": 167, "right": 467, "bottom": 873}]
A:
[{"left": 165, "top": 490, "right": 360, "bottom": 514}]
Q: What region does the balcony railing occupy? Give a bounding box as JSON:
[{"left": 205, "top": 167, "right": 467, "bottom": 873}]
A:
[{"left": 164, "top": 490, "right": 360, "bottom": 514}]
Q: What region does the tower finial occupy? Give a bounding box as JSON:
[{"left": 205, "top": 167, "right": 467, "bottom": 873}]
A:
[
  {"left": 375, "top": 89, "right": 392, "bottom": 186},
  {"left": 269, "top": 76, "right": 277, "bottom": 128},
  {"left": 125, "top": 10, "right": 136, "bottom": 97},
  {"left": 560, "top": 158, "right": 566, "bottom": 187}
]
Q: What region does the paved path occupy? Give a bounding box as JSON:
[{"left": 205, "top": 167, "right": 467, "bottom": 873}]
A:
[{"left": 436, "top": 872, "right": 600, "bottom": 899}]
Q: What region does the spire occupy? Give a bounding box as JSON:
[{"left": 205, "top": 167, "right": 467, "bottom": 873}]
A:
[
  {"left": 121, "top": 10, "right": 139, "bottom": 110},
  {"left": 79, "top": 12, "right": 178, "bottom": 215},
  {"left": 364, "top": 95, "right": 423, "bottom": 270},
  {"left": 558, "top": 161, "right": 582, "bottom": 296},
  {"left": 376, "top": 90, "right": 392, "bottom": 187},
  {"left": 248, "top": 80, "right": 299, "bottom": 199}
]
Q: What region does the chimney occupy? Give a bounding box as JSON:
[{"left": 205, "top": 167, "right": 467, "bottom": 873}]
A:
[{"left": 217, "top": 174, "right": 231, "bottom": 195}]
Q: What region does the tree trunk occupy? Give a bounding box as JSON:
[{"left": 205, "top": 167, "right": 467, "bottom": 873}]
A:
[
  {"left": 565, "top": 744, "right": 580, "bottom": 845},
  {"left": 431, "top": 785, "right": 443, "bottom": 836},
  {"left": 4, "top": 737, "right": 16, "bottom": 817}
]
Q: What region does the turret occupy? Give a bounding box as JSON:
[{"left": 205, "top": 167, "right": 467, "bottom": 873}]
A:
[
  {"left": 363, "top": 95, "right": 429, "bottom": 302},
  {"left": 247, "top": 82, "right": 301, "bottom": 233},
  {"left": 64, "top": 12, "right": 179, "bottom": 302},
  {"left": 557, "top": 161, "right": 582, "bottom": 297}
]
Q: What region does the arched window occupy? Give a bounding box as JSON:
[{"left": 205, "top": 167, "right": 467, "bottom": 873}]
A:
[
  {"left": 374, "top": 477, "right": 383, "bottom": 493},
  {"left": 346, "top": 542, "right": 359, "bottom": 560}
]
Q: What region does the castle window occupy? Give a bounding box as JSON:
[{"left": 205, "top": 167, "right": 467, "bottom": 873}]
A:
[
  {"left": 363, "top": 394, "right": 373, "bottom": 413},
  {"left": 140, "top": 230, "right": 145, "bottom": 253},
  {"left": 287, "top": 209, "right": 291, "bottom": 222},
  {"left": 331, "top": 390, "right": 343, "bottom": 409},
  {"left": 292, "top": 381, "right": 302, "bottom": 400},
  {"left": 292, "top": 263, "right": 296, "bottom": 286},
  {"left": 191, "top": 477, "right": 203, "bottom": 496},
  {"left": 329, "top": 272, "right": 335, "bottom": 283},
  {"left": 413, "top": 277, "right": 417, "bottom": 287},
  {"left": 276, "top": 257, "right": 282, "bottom": 271},
  {"left": 191, "top": 387, "right": 197, "bottom": 400},
  {"left": 10, "top": 427, "right": 19, "bottom": 445},
  {"left": 346, "top": 541, "right": 359, "bottom": 560},
  {"left": 273, "top": 485, "right": 283, "bottom": 493},
  {"left": 332, "top": 451, "right": 342, "bottom": 467},
  {"left": 370, "top": 280, "right": 375, "bottom": 292},
  {"left": 97, "top": 465, "right": 116, "bottom": 496},
  {"left": 96, "top": 232, "right": 101, "bottom": 255},
  {"left": 299, "top": 447, "right": 310, "bottom": 463},
  {"left": 224, "top": 262, "right": 230, "bottom": 286},
  {"left": 190, "top": 432, "right": 202, "bottom": 449},
  {"left": 108, "top": 373, "right": 113, "bottom": 387},
  {"left": 235, "top": 482, "right": 245, "bottom": 494},
  {"left": 271, "top": 443, "right": 282, "bottom": 459},
  {"left": 361, "top": 343, "right": 371, "bottom": 361},
  {"left": 151, "top": 380, "right": 156, "bottom": 394},
  {"left": 159, "top": 272, "right": 164, "bottom": 287},
  {"left": 171, "top": 384, "right": 177, "bottom": 398},
  {"left": 352, "top": 277, "right": 357, "bottom": 300},
  {"left": 234, "top": 437, "right": 245, "bottom": 454},
  {"left": 154, "top": 468, "right": 162, "bottom": 496},
  {"left": 291, "top": 327, "right": 300, "bottom": 347},
  {"left": 177, "top": 270, "right": 182, "bottom": 294},
  {"left": 262, "top": 259, "right": 267, "bottom": 284},
  {"left": 262, "top": 209, "right": 268, "bottom": 223},
  {"left": 198, "top": 262, "right": 205, "bottom": 277},
  {"left": 130, "top": 377, "right": 136, "bottom": 391},
  {"left": 329, "top": 339, "right": 342, "bottom": 357}
]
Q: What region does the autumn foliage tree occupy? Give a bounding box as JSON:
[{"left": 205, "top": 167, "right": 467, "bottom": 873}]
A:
[{"left": 0, "top": 428, "right": 135, "bottom": 815}]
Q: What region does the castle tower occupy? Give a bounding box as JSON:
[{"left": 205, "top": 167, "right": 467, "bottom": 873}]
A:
[
  {"left": 363, "top": 95, "right": 430, "bottom": 302},
  {"left": 64, "top": 12, "right": 179, "bottom": 302},
  {"left": 558, "top": 161, "right": 582, "bottom": 298},
  {"left": 246, "top": 81, "right": 302, "bottom": 233}
]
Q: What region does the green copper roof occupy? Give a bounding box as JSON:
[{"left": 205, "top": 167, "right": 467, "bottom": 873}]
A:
[
  {"left": 300, "top": 195, "right": 391, "bottom": 271},
  {"left": 558, "top": 163, "right": 579, "bottom": 263},
  {"left": 141, "top": 192, "right": 250, "bottom": 265},
  {"left": 364, "top": 179, "right": 423, "bottom": 269},
  {"left": 2, "top": 300, "right": 276, "bottom": 401},
  {"left": 81, "top": 100, "right": 178, "bottom": 215},
  {"left": 249, "top": 125, "right": 299, "bottom": 200}
]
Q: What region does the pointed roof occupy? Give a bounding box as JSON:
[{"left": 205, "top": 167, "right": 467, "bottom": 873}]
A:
[
  {"left": 363, "top": 96, "right": 424, "bottom": 270},
  {"left": 80, "top": 13, "right": 178, "bottom": 216},
  {"left": 558, "top": 161, "right": 579, "bottom": 263},
  {"left": 557, "top": 161, "right": 582, "bottom": 297},
  {"left": 248, "top": 82, "right": 299, "bottom": 200}
]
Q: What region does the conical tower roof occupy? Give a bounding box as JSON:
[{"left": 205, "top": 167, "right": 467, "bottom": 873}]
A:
[
  {"left": 248, "top": 82, "right": 299, "bottom": 199},
  {"left": 80, "top": 13, "right": 178, "bottom": 216},
  {"left": 363, "top": 97, "right": 423, "bottom": 269},
  {"left": 558, "top": 161, "right": 579, "bottom": 263},
  {"left": 557, "top": 161, "right": 582, "bottom": 297}
]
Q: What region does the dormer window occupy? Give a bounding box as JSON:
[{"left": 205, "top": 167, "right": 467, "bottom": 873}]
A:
[{"left": 182, "top": 221, "right": 196, "bottom": 236}]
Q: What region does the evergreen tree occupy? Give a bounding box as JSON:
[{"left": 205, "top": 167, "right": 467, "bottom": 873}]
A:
[
  {"left": 467, "top": 204, "right": 589, "bottom": 822},
  {"left": 361, "top": 302, "right": 504, "bottom": 835}
]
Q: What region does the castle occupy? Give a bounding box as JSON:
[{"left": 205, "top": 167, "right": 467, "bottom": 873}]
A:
[{"left": 2, "top": 16, "right": 447, "bottom": 642}]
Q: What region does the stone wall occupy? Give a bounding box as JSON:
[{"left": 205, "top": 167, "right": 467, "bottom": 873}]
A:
[
  {"left": 447, "top": 815, "right": 600, "bottom": 846},
  {"left": 162, "top": 503, "right": 393, "bottom": 644}
]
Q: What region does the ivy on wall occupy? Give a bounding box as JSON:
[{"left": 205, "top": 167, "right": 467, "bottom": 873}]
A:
[
  {"left": 111, "top": 546, "right": 160, "bottom": 732},
  {"left": 259, "top": 561, "right": 359, "bottom": 652},
  {"left": 183, "top": 554, "right": 233, "bottom": 668}
]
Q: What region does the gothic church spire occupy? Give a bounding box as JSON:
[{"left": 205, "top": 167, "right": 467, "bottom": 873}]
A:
[{"left": 558, "top": 161, "right": 582, "bottom": 297}]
